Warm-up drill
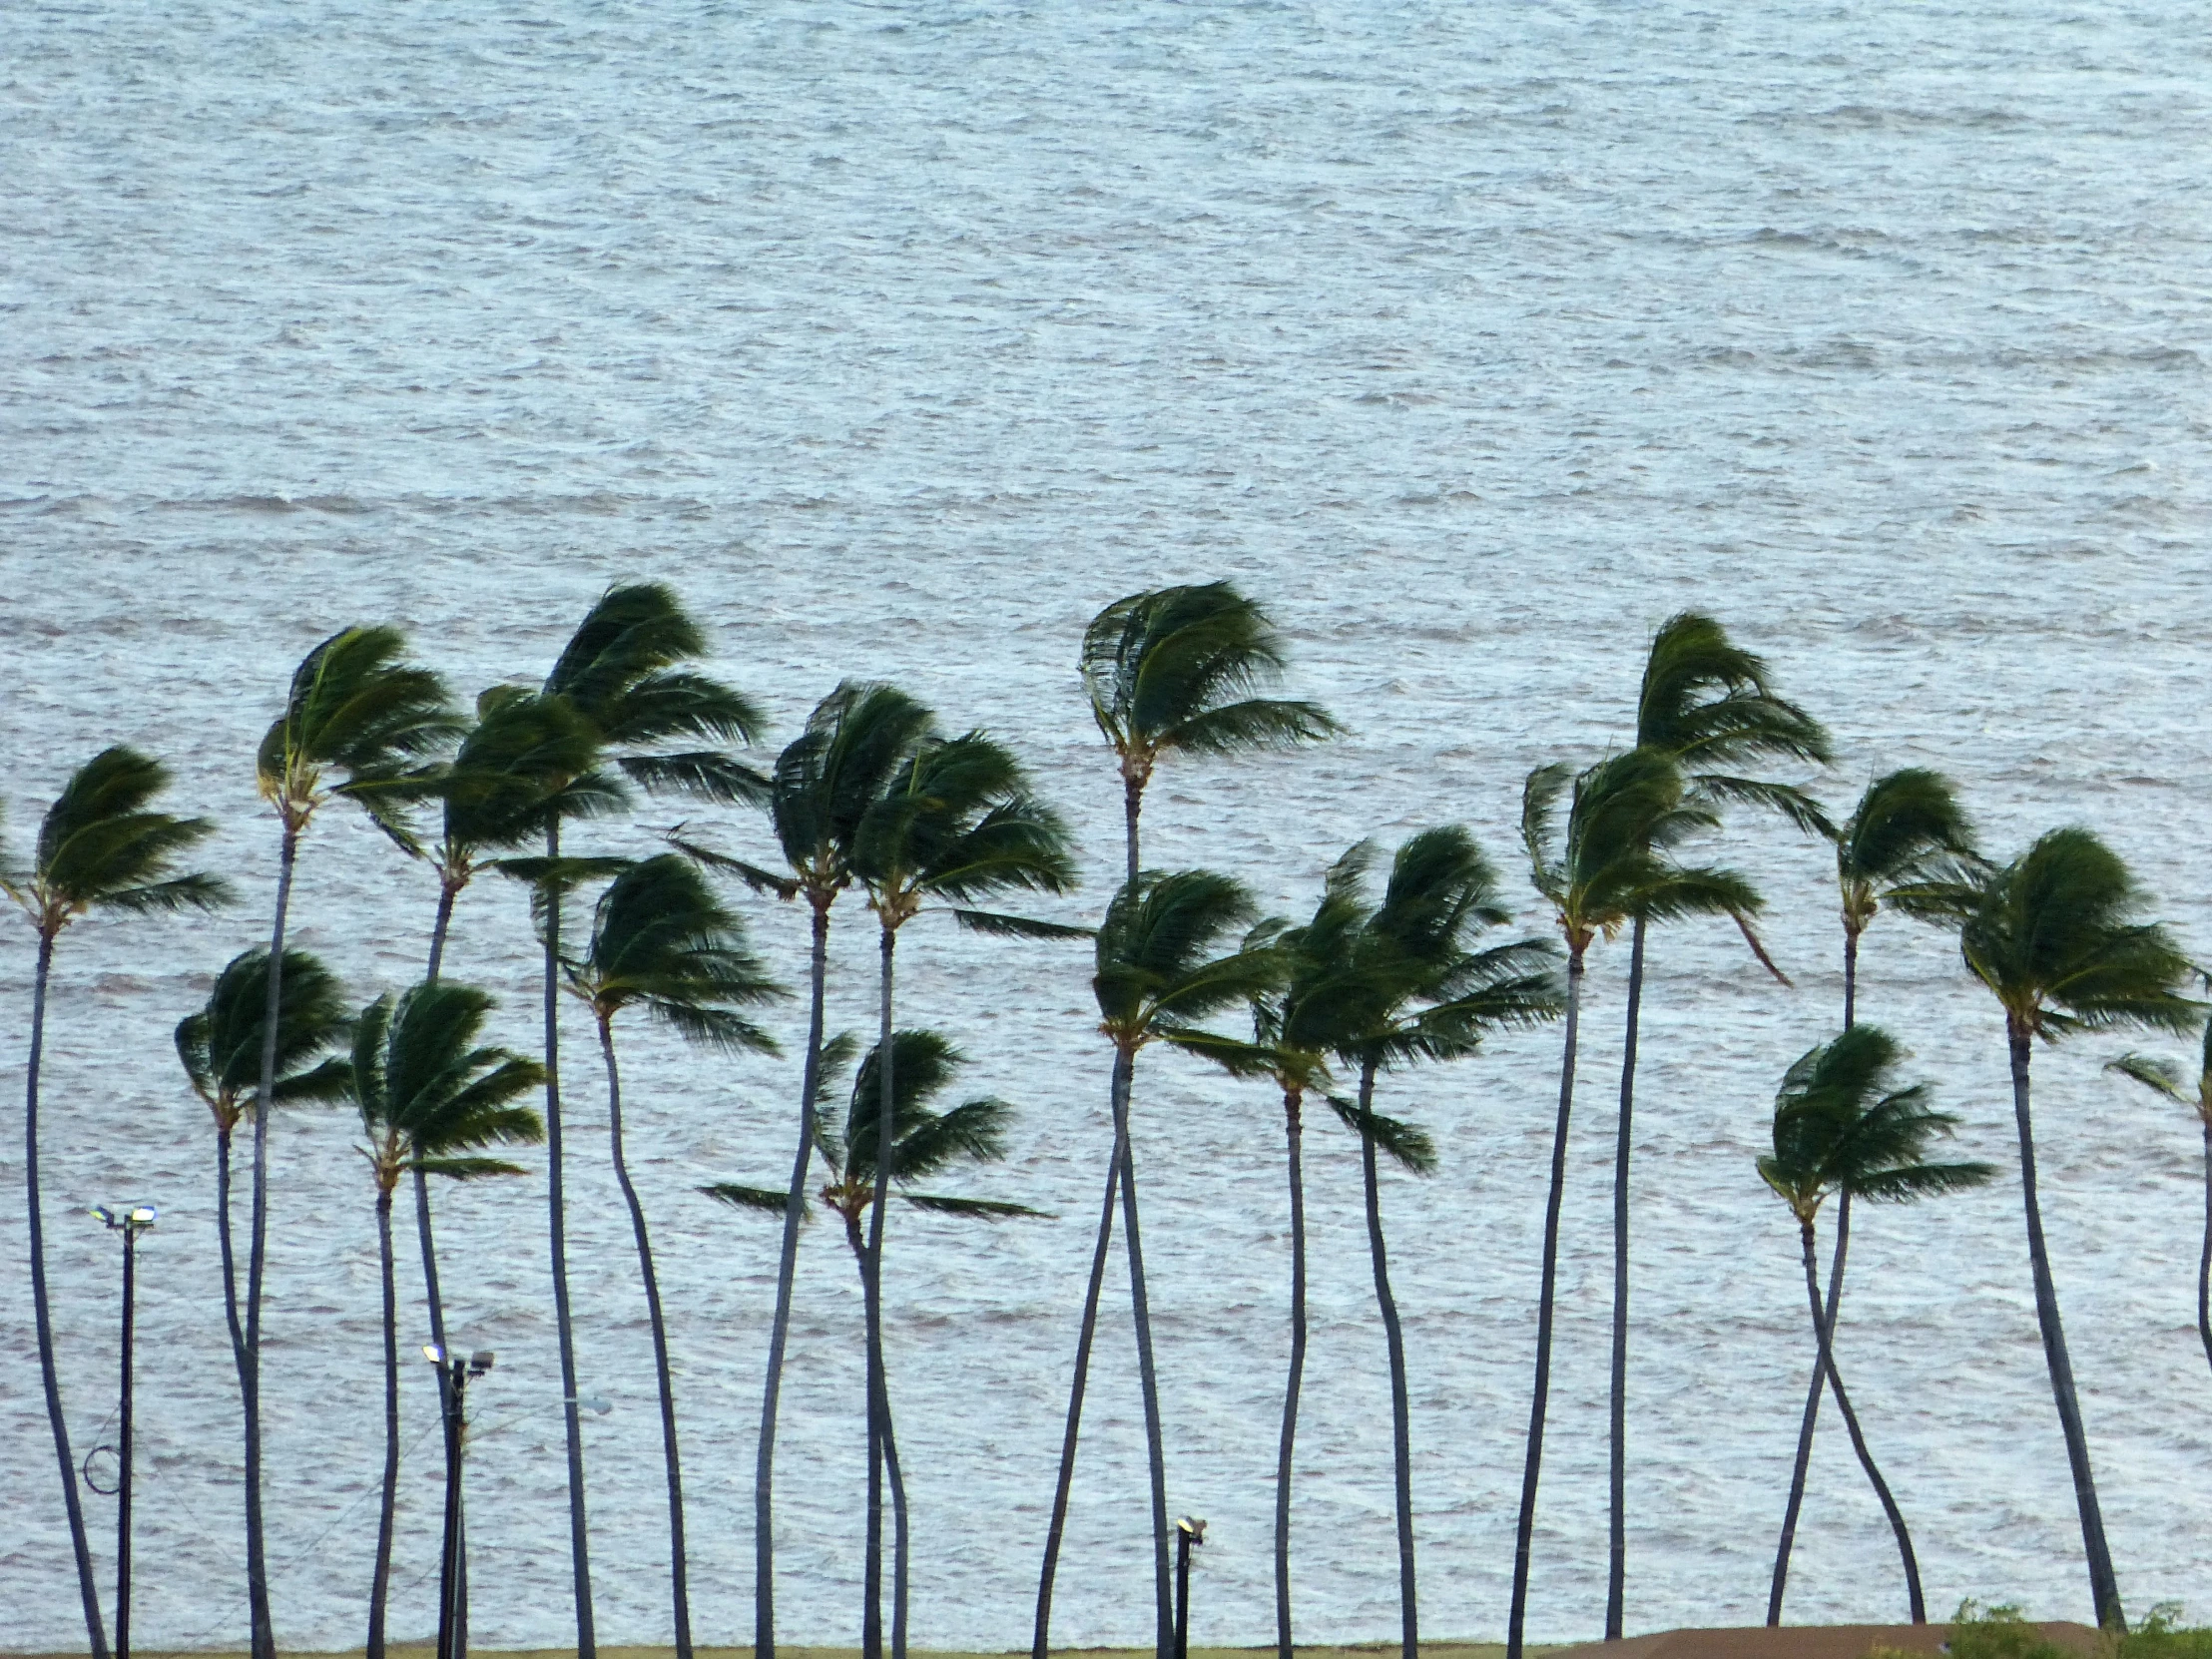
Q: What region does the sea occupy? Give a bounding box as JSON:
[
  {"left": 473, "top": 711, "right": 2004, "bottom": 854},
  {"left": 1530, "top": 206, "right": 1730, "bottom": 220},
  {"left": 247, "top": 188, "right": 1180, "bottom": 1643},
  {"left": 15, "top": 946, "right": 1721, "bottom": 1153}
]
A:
[{"left": 2, "top": 0, "right": 2208, "bottom": 1650}]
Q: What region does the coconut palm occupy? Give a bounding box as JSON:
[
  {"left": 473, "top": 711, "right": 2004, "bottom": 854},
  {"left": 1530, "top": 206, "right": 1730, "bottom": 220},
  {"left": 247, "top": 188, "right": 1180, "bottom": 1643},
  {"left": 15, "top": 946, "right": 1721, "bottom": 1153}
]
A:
[
  {"left": 851, "top": 727, "right": 1079, "bottom": 1659},
  {"left": 1333, "top": 827, "right": 1561, "bottom": 1659},
  {"left": 1935, "top": 829, "right": 2198, "bottom": 1630},
  {"left": 2106, "top": 1012, "right": 2212, "bottom": 1382},
  {"left": 251, "top": 626, "right": 456, "bottom": 1658},
  {"left": 342, "top": 981, "right": 542, "bottom": 1659},
  {"left": 565, "top": 852, "right": 784, "bottom": 1659},
  {"left": 1605, "top": 614, "right": 1829, "bottom": 1636},
  {"left": 1507, "top": 748, "right": 1762, "bottom": 1659},
  {"left": 531, "top": 582, "right": 768, "bottom": 1658},
  {"left": 1039, "top": 582, "right": 1336, "bottom": 1659},
  {"left": 2, "top": 750, "right": 227, "bottom": 1659},
  {"left": 1758, "top": 1025, "right": 1992, "bottom": 1625}
]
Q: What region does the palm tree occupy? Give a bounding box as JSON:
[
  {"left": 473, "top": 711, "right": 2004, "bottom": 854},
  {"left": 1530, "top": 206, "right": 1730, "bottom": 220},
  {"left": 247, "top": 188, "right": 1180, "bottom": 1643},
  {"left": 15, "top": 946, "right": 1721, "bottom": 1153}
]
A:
[
  {"left": 1758, "top": 1025, "right": 1992, "bottom": 1625},
  {"left": 532, "top": 581, "right": 767, "bottom": 1659},
  {"left": 565, "top": 852, "right": 784, "bottom": 1659},
  {"left": 1508, "top": 748, "right": 1759, "bottom": 1659},
  {"left": 852, "top": 727, "right": 1078, "bottom": 1659},
  {"left": 2, "top": 749, "right": 227, "bottom": 1659},
  {"left": 1334, "top": 827, "right": 1561, "bottom": 1659},
  {"left": 1039, "top": 582, "right": 1336, "bottom": 1659},
  {"left": 341, "top": 981, "right": 542, "bottom": 1659},
  {"left": 2106, "top": 1010, "right": 2212, "bottom": 1382},
  {"left": 1606, "top": 613, "right": 1828, "bottom": 1636},
  {"left": 251, "top": 626, "right": 456, "bottom": 1658},
  {"left": 1936, "top": 828, "right": 2198, "bottom": 1631},
  {"left": 1089, "top": 868, "right": 1287, "bottom": 1658}
]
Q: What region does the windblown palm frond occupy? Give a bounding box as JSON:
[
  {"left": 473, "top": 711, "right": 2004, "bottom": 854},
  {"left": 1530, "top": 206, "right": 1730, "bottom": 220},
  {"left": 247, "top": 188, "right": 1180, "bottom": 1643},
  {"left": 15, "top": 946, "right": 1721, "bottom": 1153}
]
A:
[
  {"left": 570, "top": 853, "right": 787, "bottom": 1053},
  {"left": 1833, "top": 769, "right": 1981, "bottom": 934},
  {"left": 257, "top": 627, "right": 462, "bottom": 843},
  {"left": 4, "top": 747, "right": 229, "bottom": 930},
  {"left": 345, "top": 980, "right": 545, "bottom": 1183},
  {"left": 177, "top": 948, "right": 351, "bottom": 1129},
  {"left": 855, "top": 729, "right": 1079, "bottom": 928},
  {"left": 1095, "top": 869, "right": 1287, "bottom": 1046}
]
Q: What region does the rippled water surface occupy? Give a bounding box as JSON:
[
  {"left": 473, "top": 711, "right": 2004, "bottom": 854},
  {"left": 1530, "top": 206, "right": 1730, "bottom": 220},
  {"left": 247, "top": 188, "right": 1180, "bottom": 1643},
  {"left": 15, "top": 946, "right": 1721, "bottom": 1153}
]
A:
[{"left": 4, "top": 0, "right": 2210, "bottom": 1649}]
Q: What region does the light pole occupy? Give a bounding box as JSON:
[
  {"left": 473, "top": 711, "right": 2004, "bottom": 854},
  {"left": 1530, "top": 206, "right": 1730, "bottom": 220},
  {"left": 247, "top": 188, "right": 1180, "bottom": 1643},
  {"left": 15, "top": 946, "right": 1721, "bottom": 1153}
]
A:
[
  {"left": 1173, "top": 1515, "right": 1206, "bottom": 1659},
  {"left": 423, "top": 1345, "right": 493, "bottom": 1659},
  {"left": 90, "top": 1204, "right": 157, "bottom": 1659}
]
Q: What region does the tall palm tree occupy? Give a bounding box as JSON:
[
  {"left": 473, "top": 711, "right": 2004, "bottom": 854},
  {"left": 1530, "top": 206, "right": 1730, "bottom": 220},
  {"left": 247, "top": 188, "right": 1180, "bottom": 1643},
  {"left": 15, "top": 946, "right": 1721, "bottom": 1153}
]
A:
[
  {"left": 1335, "top": 827, "right": 1561, "bottom": 1659},
  {"left": 1606, "top": 613, "right": 1828, "bottom": 1636},
  {"left": 1758, "top": 1025, "right": 1992, "bottom": 1626},
  {"left": 1937, "top": 828, "right": 2198, "bottom": 1631},
  {"left": 1089, "top": 868, "right": 1287, "bottom": 1658},
  {"left": 3, "top": 750, "right": 227, "bottom": 1659},
  {"left": 852, "top": 727, "right": 1079, "bottom": 1659},
  {"left": 341, "top": 981, "right": 542, "bottom": 1659},
  {"left": 532, "top": 582, "right": 767, "bottom": 1659},
  {"left": 252, "top": 626, "right": 456, "bottom": 1658},
  {"left": 1039, "top": 582, "right": 1336, "bottom": 1659},
  {"left": 2107, "top": 1010, "right": 2212, "bottom": 1382},
  {"left": 565, "top": 852, "right": 784, "bottom": 1659},
  {"left": 1508, "top": 748, "right": 1759, "bottom": 1659}
]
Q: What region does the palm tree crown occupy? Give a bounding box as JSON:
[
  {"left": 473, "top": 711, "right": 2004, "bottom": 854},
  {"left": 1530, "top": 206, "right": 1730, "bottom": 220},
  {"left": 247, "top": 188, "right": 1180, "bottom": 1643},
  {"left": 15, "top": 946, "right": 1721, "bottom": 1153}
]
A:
[
  {"left": 347, "top": 980, "right": 546, "bottom": 1187},
  {"left": 1635, "top": 611, "right": 1832, "bottom": 828},
  {"left": 567, "top": 853, "right": 786, "bottom": 1051},
  {"left": 257, "top": 627, "right": 461, "bottom": 840},
  {"left": 3, "top": 746, "right": 229, "bottom": 935},
  {"left": 177, "top": 948, "right": 352, "bottom": 1134},
  {"left": 1833, "top": 769, "right": 1979, "bottom": 940},
  {"left": 430, "top": 689, "right": 626, "bottom": 897},
  {"left": 1095, "top": 869, "right": 1287, "bottom": 1055}
]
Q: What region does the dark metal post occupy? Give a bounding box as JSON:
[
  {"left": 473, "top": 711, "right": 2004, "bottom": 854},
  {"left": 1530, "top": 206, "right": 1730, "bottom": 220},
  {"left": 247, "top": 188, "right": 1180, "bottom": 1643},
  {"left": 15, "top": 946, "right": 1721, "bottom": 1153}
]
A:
[
  {"left": 437, "top": 1358, "right": 466, "bottom": 1659},
  {"left": 116, "top": 1223, "right": 137, "bottom": 1659},
  {"left": 1173, "top": 1517, "right": 1205, "bottom": 1659}
]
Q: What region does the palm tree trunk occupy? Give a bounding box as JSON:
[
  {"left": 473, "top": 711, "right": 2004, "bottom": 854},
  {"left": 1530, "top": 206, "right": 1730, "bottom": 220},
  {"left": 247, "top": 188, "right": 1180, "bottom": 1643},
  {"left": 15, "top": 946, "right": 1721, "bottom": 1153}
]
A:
[
  {"left": 2200, "top": 1119, "right": 2212, "bottom": 1382},
  {"left": 426, "top": 876, "right": 459, "bottom": 982},
  {"left": 2008, "top": 1023, "right": 2124, "bottom": 1631},
  {"left": 598, "top": 1016, "right": 693, "bottom": 1659},
  {"left": 1607, "top": 915, "right": 1647, "bottom": 1640},
  {"left": 544, "top": 824, "right": 596, "bottom": 1659},
  {"left": 848, "top": 1214, "right": 910, "bottom": 1659},
  {"left": 1123, "top": 774, "right": 1142, "bottom": 886},
  {"left": 1508, "top": 943, "right": 1583, "bottom": 1659},
  {"left": 1767, "top": 1219, "right": 1831, "bottom": 1625},
  {"left": 1111, "top": 1042, "right": 1174, "bottom": 1659},
  {"left": 219, "top": 1126, "right": 246, "bottom": 1366},
  {"left": 862, "top": 925, "right": 896, "bottom": 1659},
  {"left": 1843, "top": 925, "right": 1858, "bottom": 1031},
  {"left": 26, "top": 930, "right": 111, "bottom": 1659},
  {"left": 368, "top": 1187, "right": 399, "bottom": 1659},
  {"left": 243, "top": 822, "right": 298, "bottom": 1659},
  {"left": 1274, "top": 1087, "right": 1307, "bottom": 1659},
  {"left": 1033, "top": 1140, "right": 1120, "bottom": 1659},
  {"left": 759, "top": 894, "right": 832, "bottom": 1659},
  {"left": 421, "top": 878, "right": 464, "bottom": 1652},
  {"left": 1358, "top": 1059, "right": 1418, "bottom": 1659}
]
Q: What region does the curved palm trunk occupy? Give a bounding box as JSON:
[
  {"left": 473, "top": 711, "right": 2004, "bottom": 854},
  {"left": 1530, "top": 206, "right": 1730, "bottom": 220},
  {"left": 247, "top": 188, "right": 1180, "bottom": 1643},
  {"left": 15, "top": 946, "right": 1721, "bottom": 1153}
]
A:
[
  {"left": 1507, "top": 943, "right": 1583, "bottom": 1659},
  {"left": 2008, "top": 1025, "right": 2124, "bottom": 1631},
  {"left": 421, "top": 878, "right": 465, "bottom": 1651},
  {"left": 1112, "top": 1042, "right": 1174, "bottom": 1659},
  {"left": 1767, "top": 1218, "right": 1833, "bottom": 1624},
  {"left": 598, "top": 1017, "right": 693, "bottom": 1659},
  {"left": 1606, "top": 917, "right": 1648, "bottom": 1640},
  {"left": 544, "top": 825, "right": 596, "bottom": 1658},
  {"left": 26, "top": 931, "right": 111, "bottom": 1659},
  {"left": 368, "top": 1187, "right": 400, "bottom": 1659},
  {"left": 1358, "top": 1059, "right": 1418, "bottom": 1659},
  {"left": 847, "top": 1215, "right": 911, "bottom": 1659},
  {"left": 1842, "top": 925, "right": 1859, "bottom": 1031},
  {"left": 219, "top": 1126, "right": 246, "bottom": 1364},
  {"left": 862, "top": 922, "right": 901, "bottom": 1659},
  {"left": 759, "top": 895, "right": 832, "bottom": 1659},
  {"left": 1274, "top": 1086, "right": 1307, "bottom": 1659},
  {"left": 2200, "top": 1120, "right": 2212, "bottom": 1382}
]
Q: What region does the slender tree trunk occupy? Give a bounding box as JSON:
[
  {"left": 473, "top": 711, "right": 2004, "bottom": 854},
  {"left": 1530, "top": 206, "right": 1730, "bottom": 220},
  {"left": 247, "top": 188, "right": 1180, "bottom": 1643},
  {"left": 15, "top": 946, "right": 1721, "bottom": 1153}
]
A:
[
  {"left": 759, "top": 894, "right": 831, "bottom": 1659},
  {"left": 1274, "top": 1087, "right": 1307, "bottom": 1659},
  {"left": 1033, "top": 1140, "right": 1120, "bottom": 1659},
  {"left": 863, "top": 923, "right": 898, "bottom": 1659},
  {"left": 26, "top": 930, "right": 110, "bottom": 1659},
  {"left": 848, "top": 1216, "right": 909, "bottom": 1659},
  {"left": 1768, "top": 1219, "right": 1831, "bottom": 1625},
  {"left": 1358, "top": 1060, "right": 1417, "bottom": 1659},
  {"left": 421, "top": 883, "right": 464, "bottom": 1652},
  {"left": 369, "top": 1187, "right": 400, "bottom": 1659},
  {"left": 1123, "top": 774, "right": 1142, "bottom": 886},
  {"left": 1111, "top": 1043, "right": 1173, "bottom": 1659},
  {"left": 2200, "top": 1119, "right": 2212, "bottom": 1382},
  {"left": 2008, "top": 1024, "right": 2124, "bottom": 1631},
  {"left": 219, "top": 1127, "right": 245, "bottom": 1366},
  {"left": 598, "top": 1017, "right": 693, "bottom": 1659},
  {"left": 1508, "top": 943, "right": 1583, "bottom": 1659},
  {"left": 1606, "top": 917, "right": 1646, "bottom": 1640},
  {"left": 543, "top": 825, "right": 595, "bottom": 1659},
  {"left": 426, "top": 877, "right": 459, "bottom": 982},
  {"left": 1843, "top": 925, "right": 1858, "bottom": 1031},
  {"left": 244, "top": 823, "right": 297, "bottom": 1659}
]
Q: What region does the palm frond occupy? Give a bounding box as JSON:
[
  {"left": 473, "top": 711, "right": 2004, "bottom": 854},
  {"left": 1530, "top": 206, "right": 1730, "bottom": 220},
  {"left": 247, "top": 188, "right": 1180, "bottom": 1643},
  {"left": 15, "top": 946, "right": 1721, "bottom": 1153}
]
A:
[
  {"left": 701, "top": 1182, "right": 803, "bottom": 1215},
  {"left": 900, "top": 1193, "right": 1050, "bottom": 1221},
  {"left": 33, "top": 747, "right": 227, "bottom": 917},
  {"left": 407, "top": 1156, "right": 529, "bottom": 1182},
  {"left": 949, "top": 907, "right": 1094, "bottom": 939},
  {"left": 664, "top": 833, "right": 799, "bottom": 899},
  {"left": 1326, "top": 1094, "right": 1437, "bottom": 1174}
]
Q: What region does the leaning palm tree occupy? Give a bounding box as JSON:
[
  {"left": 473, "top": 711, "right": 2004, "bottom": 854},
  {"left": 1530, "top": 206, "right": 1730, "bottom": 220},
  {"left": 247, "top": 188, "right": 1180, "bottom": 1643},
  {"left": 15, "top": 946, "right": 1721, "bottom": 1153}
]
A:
[
  {"left": 532, "top": 582, "right": 768, "bottom": 1659},
  {"left": 1758, "top": 1025, "right": 1992, "bottom": 1626},
  {"left": 565, "top": 852, "right": 784, "bottom": 1659},
  {"left": 1605, "top": 613, "right": 1829, "bottom": 1636},
  {"left": 1935, "top": 828, "right": 2198, "bottom": 1631},
  {"left": 1507, "top": 747, "right": 1759, "bottom": 1659},
  {"left": 1334, "top": 827, "right": 1561, "bottom": 1659},
  {"left": 343, "top": 981, "right": 542, "bottom": 1659},
  {"left": 2107, "top": 1011, "right": 2212, "bottom": 1383},
  {"left": 251, "top": 626, "right": 456, "bottom": 1658},
  {"left": 851, "top": 727, "right": 1079, "bottom": 1659},
  {"left": 1039, "top": 582, "right": 1336, "bottom": 1659},
  {"left": 2, "top": 750, "right": 227, "bottom": 1659}
]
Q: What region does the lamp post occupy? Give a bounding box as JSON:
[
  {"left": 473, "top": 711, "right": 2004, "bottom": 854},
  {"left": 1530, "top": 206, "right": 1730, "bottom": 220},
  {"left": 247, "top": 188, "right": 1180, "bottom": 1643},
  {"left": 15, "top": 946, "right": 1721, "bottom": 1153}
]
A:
[
  {"left": 1173, "top": 1515, "right": 1206, "bottom": 1659},
  {"left": 90, "top": 1204, "right": 157, "bottom": 1659},
  {"left": 423, "top": 1345, "right": 493, "bottom": 1659}
]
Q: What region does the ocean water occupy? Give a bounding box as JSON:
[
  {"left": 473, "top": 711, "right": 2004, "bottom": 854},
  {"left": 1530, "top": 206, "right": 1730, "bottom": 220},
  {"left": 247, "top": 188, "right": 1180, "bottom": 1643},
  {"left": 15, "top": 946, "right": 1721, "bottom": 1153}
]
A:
[{"left": 2, "top": 0, "right": 2209, "bottom": 1649}]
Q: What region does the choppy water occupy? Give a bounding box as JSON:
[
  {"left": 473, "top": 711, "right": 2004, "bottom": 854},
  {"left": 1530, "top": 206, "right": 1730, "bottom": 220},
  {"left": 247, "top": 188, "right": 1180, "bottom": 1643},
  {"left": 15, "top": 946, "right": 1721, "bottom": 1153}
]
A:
[{"left": 4, "top": 0, "right": 2210, "bottom": 1650}]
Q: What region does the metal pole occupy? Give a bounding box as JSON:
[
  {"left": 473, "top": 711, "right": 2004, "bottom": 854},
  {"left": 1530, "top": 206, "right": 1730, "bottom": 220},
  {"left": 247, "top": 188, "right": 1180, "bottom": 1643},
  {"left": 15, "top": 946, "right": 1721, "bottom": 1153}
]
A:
[
  {"left": 437, "top": 1360, "right": 465, "bottom": 1659},
  {"left": 116, "top": 1224, "right": 136, "bottom": 1659}
]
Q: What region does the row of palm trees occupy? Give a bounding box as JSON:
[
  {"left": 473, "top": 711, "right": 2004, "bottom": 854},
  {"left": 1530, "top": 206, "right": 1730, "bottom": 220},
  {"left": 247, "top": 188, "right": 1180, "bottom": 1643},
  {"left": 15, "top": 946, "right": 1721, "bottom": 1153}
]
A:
[{"left": 8, "top": 583, "right": 2206, "bottom": 1657}]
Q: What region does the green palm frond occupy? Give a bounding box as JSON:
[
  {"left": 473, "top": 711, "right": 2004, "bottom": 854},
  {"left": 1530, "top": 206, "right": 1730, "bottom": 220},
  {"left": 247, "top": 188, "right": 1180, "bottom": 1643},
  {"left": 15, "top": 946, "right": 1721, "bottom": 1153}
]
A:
[
  {"left": 949, "top": 908, "right": 1095, "bottom": 939},
  {"left": 769, "top": 681, "right": 937, "bottom": 882},
  {"left": 665, "top": 831, "right": 800, "bottom": 899},
  {"left": 1327, "top": 1094, "right": 1438, "bottom": 1174},
  {"left": 432, "top": 689, "right": 626, "bottom": 873},
  {"left": 574, "top": 853, "right": 787, "bottom": 1052},
  {"left": 2106, "top": 1052, "right": 2189, "bottom": 1103},
  {"left": 701, "top": 1182, "right": 803, "bottom": 1214},
  {"left": 408, "top": 1156, "right": 530, "bottom": 1181},
  {"left": 176, "top": 946, "right": 350, "bottom": 1117},
  {"left": 6, "top": 747, "right": 230, "bottom": 929},
  {"left": 258, "top": 627, "right": 462, "bottom": 825},
  {"left": 900, "top": 1193, "right": 1050, "bottom": 1221},
  {"left": 342, "top": 978, "right": 544, "bottom": 1184},
  {"left": 855, "top": 730, "right": 1078, "bottom": 918},
  {"left": 1636, "top": 612, "right": 1832, "bottom": 771}
]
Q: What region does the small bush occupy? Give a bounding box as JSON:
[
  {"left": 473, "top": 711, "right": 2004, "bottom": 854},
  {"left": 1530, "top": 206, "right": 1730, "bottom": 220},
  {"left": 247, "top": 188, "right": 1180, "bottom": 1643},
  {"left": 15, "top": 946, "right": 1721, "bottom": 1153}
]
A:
[
  {"left": 2122, "top": 1605, "right": 2212, "bottom": 1659},
  {"left": 1942, "top": 1601, "right": 2075, "bottom": 1659}
]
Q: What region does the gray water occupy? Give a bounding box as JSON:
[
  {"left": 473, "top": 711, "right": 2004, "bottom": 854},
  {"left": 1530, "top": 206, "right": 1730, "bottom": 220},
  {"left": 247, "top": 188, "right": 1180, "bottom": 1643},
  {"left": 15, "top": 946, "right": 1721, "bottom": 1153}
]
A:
[{"left": 3, "top": 0, "right": 2210, "bottom": 1649}]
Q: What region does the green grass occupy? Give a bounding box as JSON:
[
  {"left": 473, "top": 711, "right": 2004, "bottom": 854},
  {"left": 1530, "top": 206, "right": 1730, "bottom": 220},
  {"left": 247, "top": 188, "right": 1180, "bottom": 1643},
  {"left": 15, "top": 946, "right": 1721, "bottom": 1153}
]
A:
[{"left": 1870, "top": 1603, "right": 2212, "bottom": 1659}]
